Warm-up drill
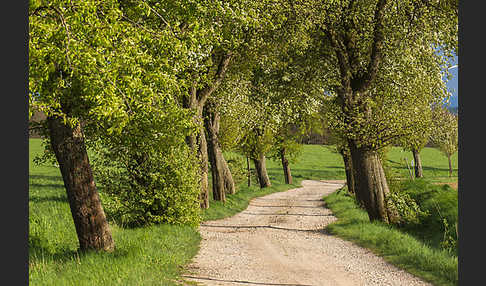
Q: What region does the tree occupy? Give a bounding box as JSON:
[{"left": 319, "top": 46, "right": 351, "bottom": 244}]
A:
[
  {"left": 298, "top": 0, "right": 457, "bottom": 223},
  {"left": 398, "top": 123, "right": 432, "bottom": 179},
  {"left": 430, "top": 106, "right": 458, "bottom": 177},
  {"left": 127, "top": 0, "right": 283, "bottom": 205},
  {"left": 29, "top": 0, "right": 133, "bottom": 251}
]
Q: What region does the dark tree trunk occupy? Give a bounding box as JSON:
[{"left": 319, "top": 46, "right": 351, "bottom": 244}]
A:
[
  {"left": 47, "top": 116, "right": 115, "bottom": 252},
  {"left": 183, "top": 51, "right": 233, "bottom": 207},
  {"left": 247, "top": 156, "right": 251, "bottom": 187},
  {"left": 253, "top": 155, "right": 271, "bottom": 188},
  {"left": 198, "top": 129, "right": 210, "bottom": 208},
  {"left": 412, "top": 148, "right": 423, "bottom": 178},
  {"left": 340, "top": 150, "right": 355, "bottom": 195},
  {"left": 348, "top": 141, "right": 398, "bottom": 224},
  {"left": 205, "top": 126, "right": 225, "bottom": 202},
  {"left": 280, "top": 147, "right": 292, "bottom": 185},
  {"left": 448, "top": 155, "right": 453, "bottom": 177}
]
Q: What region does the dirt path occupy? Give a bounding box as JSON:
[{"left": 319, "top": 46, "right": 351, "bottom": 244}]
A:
[{"left": 184, "top": 180, "right": 431, "bottom": 286}]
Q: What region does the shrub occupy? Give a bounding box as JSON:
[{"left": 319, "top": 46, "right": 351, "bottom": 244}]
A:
[
  {"left": 399, "top": 179, "right": 458, "bottom": 253},
  {"left": 92, "top": 138, "right": 201, "bottom": 228},
  {"left": 387, "top": 191, "right": 429, "bottom": 226}
]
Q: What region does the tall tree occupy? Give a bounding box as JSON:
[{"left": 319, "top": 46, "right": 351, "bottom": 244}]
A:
[
  {"left": 299, "top": 0, "right": 457, "bottom": 223},
  {"left": 29, "top": 0, "right": 133, "bottom": 251}
]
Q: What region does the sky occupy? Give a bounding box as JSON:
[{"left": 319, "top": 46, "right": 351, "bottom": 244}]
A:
[{"left": 445, "top": 55, "right": 458, "bottom": 107}]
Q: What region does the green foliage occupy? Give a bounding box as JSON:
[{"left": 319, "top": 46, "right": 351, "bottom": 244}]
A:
[
  {"left": 91, "top": 129, "right": 201, "bottom": 227},
  {"left": 89, "top": 105, "right": 200, "bottom": 226},
  {"left": 430, "top": 107, "right": 458, "bottom": 158},
  {"left": 223, "top": 152, "right": 248, "bottom": 186},
  {"left": 387, "top": 191, "right": 429, "bottom": 226}
]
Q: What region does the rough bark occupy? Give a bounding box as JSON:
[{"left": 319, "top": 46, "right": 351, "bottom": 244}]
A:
[
  {"left": 247, "top": 156, "right": 251, "bottom": 187},
  {"left": 348, "top": 141, "right": 397, "bottom": 224},
  {"left": 205, "top": 119, "right": 225, "bottom": 202},
  {"left": 340, "top": 150, "right": 355, "bottom": 195},
  {"left": 280, "top": 147, "right": 292, "bottom": 185},
  {"left": 412, "top": 148, "right": 423, "bottom": 178},
  {"left": 198, "top": 128, "right": 210, "bottom": 209},
  {"left": 183, "top": 51, "right": 233, "bottom": 208},
  {"left": 221, "top": 156, "right": 236, "bottom": 194},
  {"left": 183, "top": 86, "right": 209, "bottom": 209},
  {"left": 448, "top": 155, "right": 453, "bottom": 177},
  {"left": 204, "top": 104, "right": 235, "bottom": 201},
  {"left": 47, "top": 116, "right": 115, "bottom": 252},
  {"left": 253, "top": 155, "right": 272, "bottom": 188}
]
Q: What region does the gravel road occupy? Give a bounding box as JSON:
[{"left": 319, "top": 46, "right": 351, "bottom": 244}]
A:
[{"left": 183, "top": 180, "right": 431, "bottom": 286}]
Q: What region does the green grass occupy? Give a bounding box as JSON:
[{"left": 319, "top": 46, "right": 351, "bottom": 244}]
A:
[
  {"left": 397, "top": 179, "right": 458, "bottom": 253},
  {"left": 323, "top": 189, "right": 457, "bottom": 286},
  {"left": 385, "top": 147, "right": 458, "bottom": 183},
  {"left": 203, "top": 145, "right": 347, "bottom": 221},
  {"left": 29, "top": 139, "right": 457, "bottom": 285},
  {"left": 29, "top": 138, "right": 201, "bottom": 285}
]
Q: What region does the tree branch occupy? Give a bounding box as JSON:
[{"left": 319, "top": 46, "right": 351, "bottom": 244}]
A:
[
  {"left": 355, "top": 0, "right": 389, "bottom": 93},
  {"left": 197, "top": 51, "right": 234, "bottom": 106}
]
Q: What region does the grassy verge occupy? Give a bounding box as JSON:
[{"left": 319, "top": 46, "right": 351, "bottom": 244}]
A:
[{"left": 323, "top": 189, "right": 458, "bottom": 286}]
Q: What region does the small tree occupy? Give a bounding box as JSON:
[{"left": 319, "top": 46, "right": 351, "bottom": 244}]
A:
[{"left": 430, "top": 107, "right": 458, "bottom": 177}]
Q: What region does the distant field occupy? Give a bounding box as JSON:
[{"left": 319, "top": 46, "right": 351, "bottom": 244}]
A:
[{"left": 262, "top": 144, "right": 457, "bottom": 185}]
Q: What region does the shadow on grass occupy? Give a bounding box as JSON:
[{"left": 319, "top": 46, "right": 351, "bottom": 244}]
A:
[
  {"left": 29, "top": 174, "right": 63, "bottom": 182},
  {"left": 29, "top": 235, "right": 129, "bottom": 264},
  {"left": 29, "top": 183, "right": 65, "bottom": 190},
  {"left": 386, "top": 160, "right": 457, "bottom": 173},
  {"left": 29, "top": 196, "right": 68, "bottom": 203},
  {"left": 267, "top": 168, "right": 345, "bottom": 180}
]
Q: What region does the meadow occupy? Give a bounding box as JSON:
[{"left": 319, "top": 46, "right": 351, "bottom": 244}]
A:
[{"left": 29, "top": 138, "right": 457, "bottom": 285}]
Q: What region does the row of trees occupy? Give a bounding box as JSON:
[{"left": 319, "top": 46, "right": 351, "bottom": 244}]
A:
[{"left": 29, "top": 0, "right": 457, "bottom": 251}]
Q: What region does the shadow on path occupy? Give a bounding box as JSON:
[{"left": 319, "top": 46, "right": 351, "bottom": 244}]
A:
[
  {"left": 200, "top": 224, "right": 332, "bottom": 235},
  {"left": 182, "top": 275, "right": 313, "bottom": 286},
  {"left": 240, "top": 212, "right": 333, "bottom": 217}
]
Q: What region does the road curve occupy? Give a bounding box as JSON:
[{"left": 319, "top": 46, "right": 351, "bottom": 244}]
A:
[{"left": 184, "top": 180, "right": 431, "bottom": 286}]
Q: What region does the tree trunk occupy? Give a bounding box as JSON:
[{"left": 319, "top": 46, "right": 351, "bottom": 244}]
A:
[
  {"left": 247, "top": 156, "right": 251, "bottom": 187},
  {"left": 198, "top": 128, "right": 210, "bottom": 208},
  {"left": 340, "top": 150, "right": 355, "bottom": 195},
  {"left": 47, "top": 116, "right": 115, "bottom": 252},
  {"left": 204, "top": 105, "right": 235, "bottom": 201},
  {"left": 183, "top": 86, "right": 210, "bottom": 209},
  {"left": 412, "top": 148, "right": 423, "bottom": 178},
  {"left": 253, "top": 155, "right": 271, "bottom": 188},
  {"left": 221, "top": 156, "right": 236, "bottom": 194},
  {"left": 348, "top": 141, "right": 398, "bottom": 223},
  {"left": 448, "top": 155, "right": 453, "bottom": 177},
  {"left": 205, "top": 124, "right": 225, "bottom": 202},
  {"left": 280, "top": 147, "right": 292, "bottom": 185}
]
